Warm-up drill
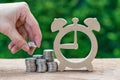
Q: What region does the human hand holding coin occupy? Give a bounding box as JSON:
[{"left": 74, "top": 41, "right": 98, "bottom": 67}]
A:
[{"left": 0, "top": 2, "right": 42, "bottom": 55}]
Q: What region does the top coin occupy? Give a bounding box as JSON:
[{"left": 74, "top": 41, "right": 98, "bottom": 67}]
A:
[
  {"left": 44, "top": 49, "right": 54, "bottom": 52},
  {"left": 28, "top": 41, "right": 37, "bottom": 48},
  {"left": 33, "top": 54, "right": 43, "bottom": 59}
]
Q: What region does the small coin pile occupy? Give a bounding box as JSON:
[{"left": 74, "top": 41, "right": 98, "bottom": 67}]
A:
[
  {"left": 43, "top": 49, "right": 54, "bottom": 62},
  {"left": 25, "top": 46, "right": 58, "bottom": 73},
  {"left": 44, "top": 49, "right": 58, "bottom": 72},
  {"left": 25, "top": 58, "right": 36, "bottom": 72},
  {"left": 36, "top": 59, "right": 47, "bottom": 72},
  {"left": 47, "top": 62, "right": 58, "bottom": 72}
]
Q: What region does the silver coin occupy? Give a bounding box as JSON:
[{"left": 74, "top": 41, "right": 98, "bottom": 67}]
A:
[
  {"left": 47, "top": 62, "right": 58, "bottom": 72},
  {"left": 43, "top": 49, "right": 54, "bottom": 62},
  {"left": 28, "top": 41, "right": 37, "bottom": 48},
  {"left": 36, "top": 59, "right": 46, "bottom": 64},
  {"left": 33, "top": 54, "right": 43, "bottom": 59},
  {"left": 25, "top": 57, "right": 36, "bottom": 61},
  {"left": 36, "top": 59, "right": 47, "bottom": 73},
  {"left": 25, "top": 58, "right": 36, "bottom": 72}
]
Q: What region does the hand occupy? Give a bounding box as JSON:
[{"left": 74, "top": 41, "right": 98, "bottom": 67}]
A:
[{"left": 0, "top": 2, "right": 42, "bottom": 55}]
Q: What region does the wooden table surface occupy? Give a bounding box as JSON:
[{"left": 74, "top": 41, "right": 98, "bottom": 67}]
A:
[{"left": 0, "top": 59, "right": 120, "bottom": 80}]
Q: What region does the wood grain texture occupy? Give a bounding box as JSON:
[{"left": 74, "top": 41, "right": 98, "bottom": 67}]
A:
[{"left": 0, "top": 59, "right": 120, "bottom": 80}]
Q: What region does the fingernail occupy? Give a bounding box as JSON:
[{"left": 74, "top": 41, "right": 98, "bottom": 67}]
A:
[
  {"left": 28, "top": 48, "right": 35, "bottom": 55},
  {"left": 28, "top": 52, "right": 33, "bottom": 55},
  {"left": 11, "top": 51, "right": 15, "bottom": 54},
  {"left": 11, "top": 49, "right": 16, "bottom": 54},
  {"left": 22, "top": 44, "right": 29, "bottom": 52},
  {"left": 8, "top": 45, "right": 11, "bottom": 50},
  {"left": 28, "top": 50, "right": 33, "bottom": 55}
]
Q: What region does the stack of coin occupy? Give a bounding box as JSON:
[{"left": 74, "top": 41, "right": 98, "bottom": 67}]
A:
[
  {"left": 25, "top": 58, "right": 36, "bottom": 72},
  {"left": 36, "top": 59, "right": 47, "bottom": 73},
  {"left": 25, "top": 49, "right": 58, "bottom": 73},
  {"left": 47, "top": 62, "right": 58, "bottom": 72},
  {"left": 43, "top": 49, "right": 54, "bottom": 62}
]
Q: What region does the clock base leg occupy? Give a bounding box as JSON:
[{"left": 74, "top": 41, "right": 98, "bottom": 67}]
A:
[
  {"left": 86, "top": 63, "right": 93, "bottom": 72},
  {"left": 58, "top": 63, "right": 65, "bottom": 72}
]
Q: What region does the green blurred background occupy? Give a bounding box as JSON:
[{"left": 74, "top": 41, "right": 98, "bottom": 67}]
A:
[{"left": 0, "top": 0, "right": 120, "bottom": 58}]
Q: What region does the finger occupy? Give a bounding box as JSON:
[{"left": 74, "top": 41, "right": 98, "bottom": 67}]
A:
[
  {"left": 2, "top": 23, "right": 29, "bottom": 53},
  {"left": 9, "top": 36, "right": 35, "bottom": 55},
  {"left": 28, "top": 47, "right": 36, "bottom": 55},
  {"left": 16, "top": 25, "right": 28, "bottom": 39},
  {"left": 9, "top": 26, "right": 28, "bottom": 54},
  {"left": 11, "top": 45, "right": 20, "bottom": 54},
  {"left": 8, "top": 42, "right": 15, "bottom": 50},
  {"left": 25, "top": 13, "right": 42, "bottom": 47},
  {"left": 17, "top": 26, "right": 34, "bottom": 55},
  {"left": 8, "top": 31, "right": 35, "bottom": 55},
  {"left": 24, "top": 24, "right": 34, "bottom": 41},
  {"left": 8, "top": 42, "right": 20, "bottom": 54},
  {"left": 8, "top": 28, "right": 29, "bottom": 53}
]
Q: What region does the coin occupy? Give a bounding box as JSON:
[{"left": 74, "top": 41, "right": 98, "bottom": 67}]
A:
[
  {"left": 33, "top": 54, "right": 43, "bottom": 59},
  {"left": 47, "top": 62, "right": 58, "bottom": 72},
  {"left": 25, "top": 49, "right": 58, "bottom": 73},
  {"left": 28, "top": 41, "right": 37, "bottom": 48},
  {"left": 43, "top": 49, "right": 54, "bottom": 62},
  {"left": 25, "top": 58, "right": 36, "bottom": 72},
  {"left": 36, "top": 59, "right": 47, "bottom": 73}
]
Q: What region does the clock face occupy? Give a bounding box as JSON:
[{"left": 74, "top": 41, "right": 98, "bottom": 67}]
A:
[
  {"left": 60, "top": 31, "right": 91, "bottom": 59},
  {"left": 53, "top": 24, "right": 95, "bottom": 63}
]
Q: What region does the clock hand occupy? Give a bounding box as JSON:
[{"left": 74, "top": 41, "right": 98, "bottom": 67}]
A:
[
  {"left": 60, "top": 43, "right": 78, "bottom": 49},
  {"left": 60, "top": 30, "right": 78, "bottom": 49},
  {"left": 74, "top": 30, "right": 77, "bottom": 44}
]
